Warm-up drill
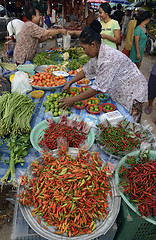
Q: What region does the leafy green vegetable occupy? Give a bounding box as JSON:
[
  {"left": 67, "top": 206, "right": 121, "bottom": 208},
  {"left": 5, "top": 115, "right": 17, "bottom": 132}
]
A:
[
  {"left": 33, "top": 52, "right": 58, "bottom": 66},
  {"left": 1, "top": 134, "right": 32, "bottom": 187},
  {"left": 66, "top": 59, "right": 80, "bottom": 70},
  {"left": 66, "top": 55, "right": 90, "bottom": 70}
]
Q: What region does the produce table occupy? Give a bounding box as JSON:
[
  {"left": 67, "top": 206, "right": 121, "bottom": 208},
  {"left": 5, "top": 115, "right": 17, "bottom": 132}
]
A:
[
  {"left": 0, "top": 76, "right": 133, "bottom": 182},
  {"left": 0, "top": 75, "right": 133, "bottom": 240}
]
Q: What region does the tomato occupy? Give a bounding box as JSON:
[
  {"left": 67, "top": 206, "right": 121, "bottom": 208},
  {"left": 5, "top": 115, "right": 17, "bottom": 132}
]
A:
[
  {"left": 47, "top": 74, "right": 51, "bottom": 79},
  {"left": 68, "top": 70, "right": 73, "bottom": 75},
  {"left": 39, "top": 76, "right": 43, "bottom": 81},
  {"left": 36, "top": 73, "right": 40, "bottom": 76},
  {"left": 34, "top": 76, "right": 39, "bottom": 80},
  {"left": 43, "top": 75, "right": 46, "bottom": 80}
]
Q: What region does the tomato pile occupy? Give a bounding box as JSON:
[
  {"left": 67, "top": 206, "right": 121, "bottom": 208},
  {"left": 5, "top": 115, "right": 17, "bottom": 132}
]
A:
[
  {"left": 68, "top": 67, "right": 83, "bottom": 75},
  {"left": 44, "top": 65, "right": 67, "bottom": 73},
  {"left": 77, "top": 78, "right": 90, "bottom": 85},
  {"left": 30, "top": 72, "right": 66, "bottom": 87},
  {"left": 68, "top": 70, "right": 79, "bottom": 75}
]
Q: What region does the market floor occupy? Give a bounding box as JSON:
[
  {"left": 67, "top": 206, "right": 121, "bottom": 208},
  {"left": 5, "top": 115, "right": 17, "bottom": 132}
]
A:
[{"left": 0, "top": 41, "right": 156, "bottom": 240}]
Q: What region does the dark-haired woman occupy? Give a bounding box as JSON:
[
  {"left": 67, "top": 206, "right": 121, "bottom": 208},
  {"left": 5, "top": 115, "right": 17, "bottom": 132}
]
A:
[
  {"left": 59, "top": 20, "right": 148, "bottom": 123},
  {"left": 99, "top": 3, "right": 120, "bottom": 49},
  {"left": 13, "top": 6, "right": 66, "bottom": 65},
  {"left": 129, "top": 11, "right": 152, "bottom": 69}
]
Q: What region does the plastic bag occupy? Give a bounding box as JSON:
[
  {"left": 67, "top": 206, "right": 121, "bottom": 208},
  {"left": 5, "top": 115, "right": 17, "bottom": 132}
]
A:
[
  {"left": 11, "top": 71, "right": 32, "bottom": 94},
  {"left": 63, "top": 32, "right": 71, "bottom": 50}
]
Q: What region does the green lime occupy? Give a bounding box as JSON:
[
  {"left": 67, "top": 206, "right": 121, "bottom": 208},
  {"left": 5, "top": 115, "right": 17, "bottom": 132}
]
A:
[{"left": 53, "top": 112, "right": 58, "bottom": 117}]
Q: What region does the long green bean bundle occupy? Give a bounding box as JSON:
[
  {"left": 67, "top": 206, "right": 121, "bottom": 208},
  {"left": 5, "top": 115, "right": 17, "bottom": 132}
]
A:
[{"left": 0, "top": 92, "right": 35, "bottom": 137}]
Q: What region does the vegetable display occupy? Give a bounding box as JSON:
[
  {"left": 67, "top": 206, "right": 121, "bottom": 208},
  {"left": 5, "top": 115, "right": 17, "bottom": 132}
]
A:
[
  {"left": 1, "top": 134, "right": 32, "bottom": 187},
  {"left": 88, "top": 105, "right": 100, "bottom": 112},
  {"left": 118, "top": 150, "right": 156, "bottom": 218},
  {"left": 81, "top": 86, "right": 91, "bottom": 92},
  {"left": 70, "top": 87, "right": 81, "bottom": 94},
  {"left": 33, "top": 47, "right": 90, "bottom": 67},
  {"left": 0, "top": 92, "right": 35, "bottom": 137},
  {"left": 59, "top": 47, "right": 88, "bottom": 60},
  {"left": 86, "top": 98, "right": 99, "bottom": 105},
  {"left": 76, "top": 78, "right": 90, "bottom": 86},
  {"left": 73, "top": 100, "right": 86, "bottom": 109},
  {"left": 30, "top": 72, "right": 66, "bottom": 88},
  {"left": 0, "top": 62, "right": 17, "bottom": 71},
  {"left": 18, "top": 144, "right": 112, "bottom": 237},
  {"left": 101, "top": 103, "right": 116, "bottom": 112},
  {"left": 43, "top": 92, "right": 72, "bottom": 116},
  {"left": 97, "top": 93, "right": 108, "bottom": 100},
  {"left": 66, "top": 55, "right": 90, "bottom": 70},
  {"left": 97, "top": 120, "right": 155, "bottom": 158},
  {"left": 38, "top": 116, "right": 90, "bottom": 150},
  {"left": 44, "top": 65, "right": 67, "bottom": 73},
  {"left": 33, "top": 52, "right": 60, "bottom": 66}
]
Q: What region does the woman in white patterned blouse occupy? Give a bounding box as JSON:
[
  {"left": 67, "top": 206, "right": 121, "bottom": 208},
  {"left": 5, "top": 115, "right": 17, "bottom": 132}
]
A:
[{"left": 59, "top": 20, "right": 148, "bottom": 123}]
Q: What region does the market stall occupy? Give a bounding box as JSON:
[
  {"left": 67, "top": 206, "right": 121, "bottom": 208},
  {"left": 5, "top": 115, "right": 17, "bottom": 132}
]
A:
[{"left": 0, "top": 46, "right": 156, "bottom": 240}]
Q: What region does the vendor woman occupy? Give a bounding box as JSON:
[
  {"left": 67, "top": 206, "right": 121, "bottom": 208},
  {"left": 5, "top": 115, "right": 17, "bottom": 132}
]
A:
[
  {"left": 59, "top": 20, "right": 148, "bottom": 123},
  {"left": 13, "top": 6, "right": 67, "bottom": 65}
]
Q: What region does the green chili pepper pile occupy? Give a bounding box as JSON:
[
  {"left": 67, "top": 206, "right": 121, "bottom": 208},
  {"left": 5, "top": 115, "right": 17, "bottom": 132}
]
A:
[
  {"left": 97, "top": 121, "right": 141, "bottom": 157},
  {"left": 18, "top": 144, "right": 112, "bottom": 237},
  {"left": 118, "top": 151, "right": 156, "bottom": 218}
]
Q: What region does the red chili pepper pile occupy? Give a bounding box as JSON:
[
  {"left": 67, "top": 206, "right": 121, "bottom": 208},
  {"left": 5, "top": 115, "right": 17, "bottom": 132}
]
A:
[
  {"left": 97, "top": 122, "right": 141, "bottom": 157},
  {"left": 18, "top": 145, "right": 112, "bottom": 237},
  {"left": 39, "top": 117, "right": 89, "bottom": 150},
  {"left": 119, "top": 155, "right": 156, "bottom": 218}
]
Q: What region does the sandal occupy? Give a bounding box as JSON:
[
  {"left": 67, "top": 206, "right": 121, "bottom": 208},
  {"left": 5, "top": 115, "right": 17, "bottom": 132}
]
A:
[{"left": 144, "top": 106, "right": 152, "bottom": 114}]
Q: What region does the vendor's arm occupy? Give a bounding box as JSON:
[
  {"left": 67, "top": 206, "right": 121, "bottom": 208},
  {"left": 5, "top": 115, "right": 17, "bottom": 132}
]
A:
[
  {"left": 101, "top": 29, "right": 120, "bottom": 44},
  {"left": 58, "top": 88, "right": 97, "bottom": 108},
  {"left": 68, "top": 30, "right": 82, "bottom": 37},
  {"left": 134, "top": 35, "right": 141, "bottom": 60},
  {"left": 42, "top": 28, "right": 67, "bottom": 38},
  {"left": 62, "top": 70, "right": 85, "bottom": 93}
]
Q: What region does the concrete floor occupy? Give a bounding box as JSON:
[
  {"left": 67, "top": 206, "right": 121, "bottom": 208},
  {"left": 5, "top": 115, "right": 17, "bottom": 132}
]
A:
[{"left": 138, "top": 54, "right": 156, "bottom": 136}]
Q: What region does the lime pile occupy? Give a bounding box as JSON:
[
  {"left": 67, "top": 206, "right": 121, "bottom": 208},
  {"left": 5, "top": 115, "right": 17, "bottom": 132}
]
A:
[
  {"left": 74, "top": 101, "right": 85, "bottom": 107},
  {"left": 70, "top": 87, "right": 80, "bottom": 94},
  {"left": 98, "top": 93, "right": 108, "bottom": 99},
  {"left": 43, "top": 92, "right": 72, "bottom": 117},
  {"left": 81, "top": 87, "right": 90, "bottom": 92},
  {"left": 87, "top": 98, "right": 99, "bottom": 105},
  {"left": 89, "top": 105, "right": 100, "bottom": 112},
  {"left": 103, "top": 104, "right": 114, "bottom": 111}
]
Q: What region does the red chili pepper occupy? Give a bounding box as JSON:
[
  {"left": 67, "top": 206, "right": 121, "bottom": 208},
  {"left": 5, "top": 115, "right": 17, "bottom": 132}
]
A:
[{"left": 18, "top": 145, "right": 112, "bottom": 237}]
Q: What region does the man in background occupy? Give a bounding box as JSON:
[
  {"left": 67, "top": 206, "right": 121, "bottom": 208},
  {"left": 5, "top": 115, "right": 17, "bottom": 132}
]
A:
[
  {"left": 7, "top": 19, "right": 24, "bottom": 60},
  {"left": 7, "top": 19, "right": 24, "bottom": 42}
]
